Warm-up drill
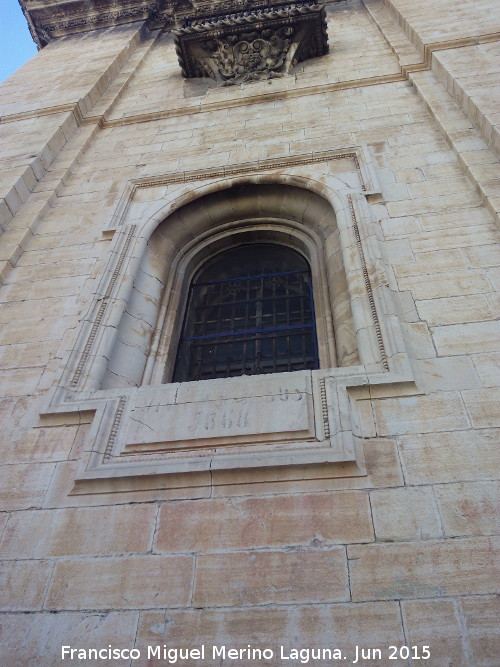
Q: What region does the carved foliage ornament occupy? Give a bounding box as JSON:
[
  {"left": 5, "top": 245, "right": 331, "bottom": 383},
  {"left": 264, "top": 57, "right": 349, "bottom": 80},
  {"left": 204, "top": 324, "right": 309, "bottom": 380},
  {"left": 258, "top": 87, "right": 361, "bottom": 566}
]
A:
[{"left": 173, "top": 2, "right": 329, "bottom": 85}]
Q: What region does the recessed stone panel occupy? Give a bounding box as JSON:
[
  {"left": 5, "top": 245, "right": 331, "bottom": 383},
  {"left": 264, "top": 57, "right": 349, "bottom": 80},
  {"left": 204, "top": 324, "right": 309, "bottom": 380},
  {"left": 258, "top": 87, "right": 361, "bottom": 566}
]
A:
[{"left": 124, "top": 387, "right": 314, "bottom": 450}]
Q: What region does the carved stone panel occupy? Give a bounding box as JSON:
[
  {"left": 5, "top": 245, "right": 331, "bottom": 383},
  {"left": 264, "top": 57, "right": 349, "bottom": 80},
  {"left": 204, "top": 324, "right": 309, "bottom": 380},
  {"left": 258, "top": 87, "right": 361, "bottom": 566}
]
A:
[{"left": 173, "top": 2, "right": 329, "bottom": 85}]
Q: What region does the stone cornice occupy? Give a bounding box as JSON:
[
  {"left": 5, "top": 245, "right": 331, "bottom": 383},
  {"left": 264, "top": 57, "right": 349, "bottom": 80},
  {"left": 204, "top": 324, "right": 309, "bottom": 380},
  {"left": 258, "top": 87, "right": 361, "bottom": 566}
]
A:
[
  {"left": 20, "top": 0, "right": 176, "bottom": 47},
  {"left": 19, "top": 0, "right": 334, "bottom": 47}
]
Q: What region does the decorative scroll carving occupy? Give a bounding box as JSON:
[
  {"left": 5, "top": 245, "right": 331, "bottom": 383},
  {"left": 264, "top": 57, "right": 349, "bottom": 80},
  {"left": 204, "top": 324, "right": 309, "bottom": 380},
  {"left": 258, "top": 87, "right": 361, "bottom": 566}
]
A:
[
  {"left": 199, "top": 26, "right": 297, "bottom": 85},
  {"left": 173, "top": 1, "right": 329, "bottom": 85}
]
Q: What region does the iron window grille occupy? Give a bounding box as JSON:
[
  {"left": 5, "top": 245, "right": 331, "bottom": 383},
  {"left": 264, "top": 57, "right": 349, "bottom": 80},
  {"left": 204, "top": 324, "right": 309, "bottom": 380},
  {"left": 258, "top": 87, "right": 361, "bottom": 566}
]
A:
[{"left": 173, "top": 244, "right": 319, "bottom": 382}]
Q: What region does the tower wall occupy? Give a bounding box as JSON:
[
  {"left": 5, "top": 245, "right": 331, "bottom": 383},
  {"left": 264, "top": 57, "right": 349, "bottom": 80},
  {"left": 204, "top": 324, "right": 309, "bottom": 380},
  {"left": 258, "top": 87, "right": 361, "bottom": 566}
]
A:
[{"left": 0, "top": 1, "right": 499, "bottom": 664}]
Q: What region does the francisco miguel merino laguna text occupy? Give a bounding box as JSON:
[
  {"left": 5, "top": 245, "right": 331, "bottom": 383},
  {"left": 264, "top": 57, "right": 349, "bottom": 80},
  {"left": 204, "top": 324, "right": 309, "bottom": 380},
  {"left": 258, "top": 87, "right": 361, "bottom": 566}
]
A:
[{"left": 62, "top": 644, "right": 349, "bottom": 663}]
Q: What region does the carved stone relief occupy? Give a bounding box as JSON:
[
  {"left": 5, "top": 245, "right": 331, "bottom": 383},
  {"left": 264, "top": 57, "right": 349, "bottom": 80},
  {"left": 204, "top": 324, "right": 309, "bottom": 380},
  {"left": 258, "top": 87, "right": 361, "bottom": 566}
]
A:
[{"left": 173, "top": 2, "right": 329, "bottom": 85}]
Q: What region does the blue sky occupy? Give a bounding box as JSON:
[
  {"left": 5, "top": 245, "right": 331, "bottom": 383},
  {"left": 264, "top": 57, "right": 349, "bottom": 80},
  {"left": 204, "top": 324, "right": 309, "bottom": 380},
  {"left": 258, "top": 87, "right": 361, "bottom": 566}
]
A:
[{"left": 0, "top": 0, "right": 38, "bottom": 82}]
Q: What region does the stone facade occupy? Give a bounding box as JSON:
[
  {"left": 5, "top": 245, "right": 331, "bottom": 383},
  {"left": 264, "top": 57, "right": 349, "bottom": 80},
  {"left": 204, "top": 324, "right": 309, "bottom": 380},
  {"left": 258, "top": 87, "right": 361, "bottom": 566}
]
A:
[{"left": 1, "top": 0, "right": 499, "bottom": 665}]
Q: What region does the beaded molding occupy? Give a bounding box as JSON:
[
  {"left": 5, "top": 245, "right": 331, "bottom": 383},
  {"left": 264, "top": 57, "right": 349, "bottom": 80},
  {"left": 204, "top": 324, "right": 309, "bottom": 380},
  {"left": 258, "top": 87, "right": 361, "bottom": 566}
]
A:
[
  {"left": 319, "top": 377, "right": 330, "bottom": 439},
  {"left": 348, "top": 194, "right": 389, "bottom": 371},
  {"left": 104, "top": 397, "right": 127, "bottom": 461}
]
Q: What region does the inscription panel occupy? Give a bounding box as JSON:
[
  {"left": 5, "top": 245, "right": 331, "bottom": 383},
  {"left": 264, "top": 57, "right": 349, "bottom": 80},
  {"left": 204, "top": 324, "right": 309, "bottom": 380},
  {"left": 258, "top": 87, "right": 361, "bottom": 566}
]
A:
[{"left": 123, "top": 374, "right": 315, "bottom": 451}]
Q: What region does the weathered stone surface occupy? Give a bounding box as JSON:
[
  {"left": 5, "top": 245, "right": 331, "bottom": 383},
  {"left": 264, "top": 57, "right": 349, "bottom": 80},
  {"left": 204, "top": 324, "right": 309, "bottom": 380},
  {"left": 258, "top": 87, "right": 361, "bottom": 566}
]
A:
[
  {"left": 0, "top": 0, "right": 499, "bottom": 660},
  {"left": 416, "top": 294, "right": 496, "bottom": 326},
  {"left": 402, "top": 599, "right": 468, "bottom": 667},
  {"left": 46, "top": 556, "right": 194, "bottom": 610},
  {"left": 414, "top": 356, "right": 481, "bottom": 392},
  {"left": 460, "top": 596, "right": 500, "bottom": 667},
  {"left": 472, "top": 351, "right": 500, "bottom": 387},
  {"left": 0, "top": 504, "right": 156, "bottom": 558},
  {"left": 432, "top": 321, "right": 500, "bottom": 356},
  {"left": 0, "top": 462, "right": 56, "bottom": 511},
  {"left": 398, "top": 429, "right": 498, "bottom": 484},
  {"left": 155, "top": 491, "right": 373, "bottom": 552},
  {"left": 434, "top": 481, "right": 499, "bottom": 537},
  {"left": 370, "top": 486, "right": 442, "bottom": 541},
  {"left": 0, "top": 611, "right": 139, "bottom": 667},
  {"left": 134, "top": 602, "right": 404, "bottom": 666},
  {"left": 124, "top": 390, "right": 313, "bottom": 448},
  {"left": 462, "top": 387, "right": 500, "bottom": 428},
  {"left": 193, "top": 549, "right": 349, "bottom": 606},
  {"left": 348, "top": 537, "right": 499, "bottom": 601},
  {"left": 0, "top": 560, "right": 52, "bottom": 611},
  {"left": 42, "top": 460, "right": 212, "bottom": 509},
  {"left": 372, "top": 392, "right": 470, "bottom": 436}
]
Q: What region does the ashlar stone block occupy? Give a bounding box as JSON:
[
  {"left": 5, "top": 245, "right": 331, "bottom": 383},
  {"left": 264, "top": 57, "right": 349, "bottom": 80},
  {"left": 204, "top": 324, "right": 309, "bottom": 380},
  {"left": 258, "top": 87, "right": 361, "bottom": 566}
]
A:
[
  {"left": 0, "top": 611, "right": 139, "bottom": 667},
  {"left": 370, "top": 486, "right": 442, "bottom": 541},
  {"left": 134, "top": 602, "right": 404, "bottom": 666},
  {"left": 348, "top": 537, "right": 499, "bottom": 601},
  {"left": 193, "top": 549, "right": 349, "bottom": 607},
  {"left": 372, "top": 392, "right": 470, "bottom": 436},
  {"left": 460, "top": 596, "right": 500, "bottom": 667},
  {"left": 155, "top": 491, "right": 373, "bottom": 552},
  {"left": 434, "top": 481, "right": 499, "bottom": 537},
  {"left": 46, "top": 555, "right": 194, "bottom": 610},
  {"left": 0, "top": 560, "right": 52, "bottom": 611},
  {"left": 402, "top": 599, "right": 468, "bottom": 667},
  {"left": 462, "top": 387, "right": 500, "bottom": 428},
  {"left": 0, "top": 504, "right": 156, "bottom": 558},
  {"left": 398, "top": 429, "right": 498, "bottom": 485}
]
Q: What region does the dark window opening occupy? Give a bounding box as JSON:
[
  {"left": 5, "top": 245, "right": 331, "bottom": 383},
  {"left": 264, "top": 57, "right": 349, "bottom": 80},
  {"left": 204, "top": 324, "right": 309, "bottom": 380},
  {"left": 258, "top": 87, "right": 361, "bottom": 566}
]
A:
[{"left": 173, "top": 244, "right": 319, "bottom": 382}]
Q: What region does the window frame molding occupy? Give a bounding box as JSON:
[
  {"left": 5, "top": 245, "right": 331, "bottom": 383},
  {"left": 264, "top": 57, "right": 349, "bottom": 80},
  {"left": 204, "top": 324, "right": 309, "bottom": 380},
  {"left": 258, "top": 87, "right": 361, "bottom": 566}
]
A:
[{"left": 39, "top": 150, "right": 419, "bottom": 496}]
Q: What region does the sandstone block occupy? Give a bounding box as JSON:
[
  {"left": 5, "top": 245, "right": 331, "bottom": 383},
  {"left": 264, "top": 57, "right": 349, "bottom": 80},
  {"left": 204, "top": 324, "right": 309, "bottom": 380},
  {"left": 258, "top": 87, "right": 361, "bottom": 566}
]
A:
[
  {"left": 214, "top": 437, "right": 403, "bottom": 496},
  {"left": 134, "top": 602, "right": 403, "bottom": 666},
  {"left": 393, "top": 248, "right": 468, "bottom": 278},
  {"left": 0, "top": 462, "right": 56, "bottom": 510},
  {"left": 372, "top": 392, "right": 470, "bottom": 436},
  {"left": 409, "top": 226, "right": 496, "bottom": 253},
  {"left": 370, "top": 486, "right": 442, "bottom": 541},
  {"left": 398, "top": 429, "right": 498, "bottom": 484},
  {"left": 0, "top": 611, "right": 139, "bottom": 667},
  {"left": 432, "top": 321, "right": 500, "bottom": 356},
  {"left": 460, "top": 596, "right": 500, "bottom": 667},
  {"left": 472, "top": 351, "right": 500, "bottom": 387},
  {"left": 462, "top": 387, "right": 500, "bottom": 428},
  {"left": 46, "top": 555, "right": 194, "bottom": 610},
  {"left": 193, "top": 549, "right": 349, "bottom": 607},
  {"left": 155, "top": 491, "right": 373, "bottom": 553},
  {"left": 0, "top": 504, "right": 156, "bottom": 558},
  {"left": 0, "top": 367, "right": 42, "bottom": 397},
  {"left": 397, "top": 270, "right": 490, "bottom": 300},
  {"left": 435, "top": 481, "right": 499, "bottom": 537},
  {"left": 348, "top": 537, "right": 499, "bottom": 601},
  {"left": 0, "top": 560, "right": 52, "bottom": 611},
  {"left": 404, "top": 321, "right": 437, "bottom": 359},
  {"left": 42, "top": 460, "right": 211, "bottom": 509},
  {"left": 414, "top": 357, "right": 480, "bottom": 392},
  {"left": 0, "top": 316, "right": 77, "bottom": 346},
  {"left": 402, "top": 599, "right": 468, "bottom": 667},
  {"left": 0, "top": 341, "right": 60, "bottom": 372},
  {"left": 416, "top": 294, "right": 495, "bottom": 326},
  {"left": 466, "top": 243, "right": 500, "bottom": 267}
]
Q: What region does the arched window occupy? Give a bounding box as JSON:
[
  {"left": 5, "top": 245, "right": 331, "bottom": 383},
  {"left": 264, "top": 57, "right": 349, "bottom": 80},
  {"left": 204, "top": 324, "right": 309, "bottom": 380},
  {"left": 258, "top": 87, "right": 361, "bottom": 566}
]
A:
[{"left": 173, "top": 243, "right": 319, "bottom": 382}]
